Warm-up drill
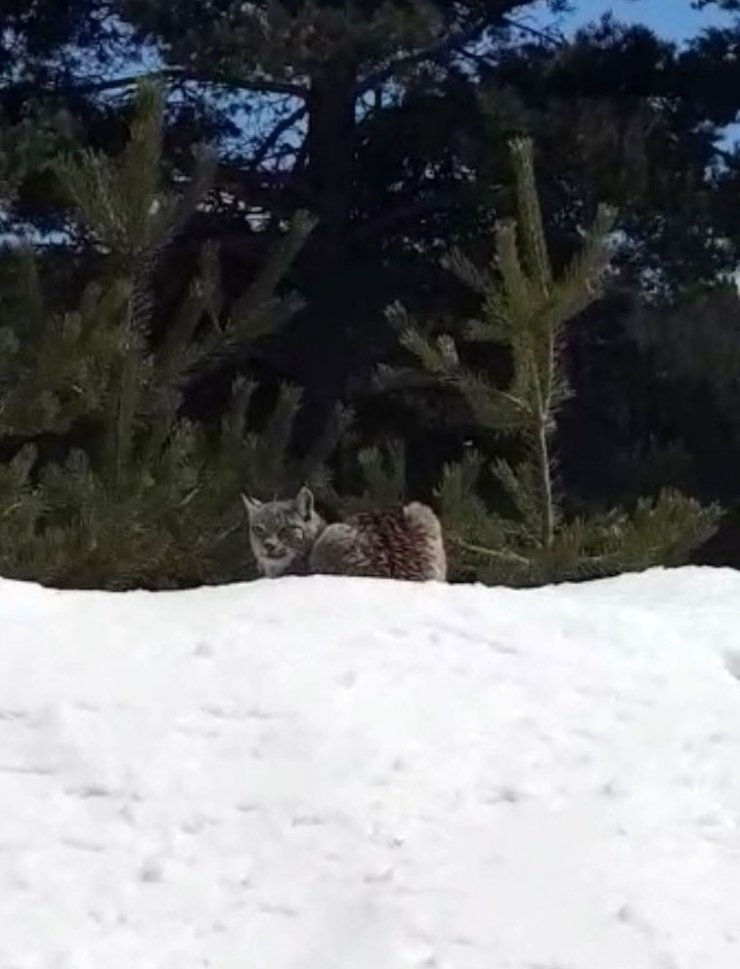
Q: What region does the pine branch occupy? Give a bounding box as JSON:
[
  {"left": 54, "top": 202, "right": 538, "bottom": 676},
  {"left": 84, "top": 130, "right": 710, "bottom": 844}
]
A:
[
  {"left": 495, "top": 219, "right": 534, "bottom": 327},
  {"left": 442, "top": 247, "right": 490, "bottom": 295},
  {"left": 226, "top": 210, "right": 317, "bottom": 333},
  {"left": 508, "top": 138, "right": 553, "bottom": 296},
  {"left": 351, "top": 191, "right": 462, "bottom": 245},
  {"left": 355, "top": 12, "right": 503, "bottom": 96},
  {"left": 547, "top": 203, "right": 617, "bottom": 335},
  {"left": 456, "top": 539, "right": 531, "bottom": 566},
  {"left": 71, "top": 69, "right": 308, "bottom": 100},
  {"left": 301, "top": 402, "right": 354, "bottom": 480},
  {"left": 250, "top": 106, "right": 307, "bottom": 170}
]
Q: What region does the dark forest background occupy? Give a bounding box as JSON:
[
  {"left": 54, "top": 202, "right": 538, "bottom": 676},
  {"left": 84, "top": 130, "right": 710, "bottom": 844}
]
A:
[{"left": 2, "top": 0, "right": 740, "bottom": 589}]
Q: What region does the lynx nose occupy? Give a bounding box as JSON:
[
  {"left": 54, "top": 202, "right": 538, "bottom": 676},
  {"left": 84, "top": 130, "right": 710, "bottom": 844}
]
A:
[{"left": 263, "top": 537, "right": 278, "bottom": 552}]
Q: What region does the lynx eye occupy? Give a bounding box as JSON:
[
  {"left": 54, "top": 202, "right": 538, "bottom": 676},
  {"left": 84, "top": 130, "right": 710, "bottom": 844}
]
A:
[{"left": 281, "top": 525, "right": 302, "bottom": 540}]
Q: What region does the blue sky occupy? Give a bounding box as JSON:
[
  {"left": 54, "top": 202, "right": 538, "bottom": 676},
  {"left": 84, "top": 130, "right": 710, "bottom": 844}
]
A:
[{"left": 556, "top": 0, "right": 735, "bottom": 41}]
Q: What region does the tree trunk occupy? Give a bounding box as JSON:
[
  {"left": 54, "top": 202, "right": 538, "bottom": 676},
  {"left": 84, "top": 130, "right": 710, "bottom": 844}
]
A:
[
  {"left": 283, "top": 56, "right": 360, "bottom": 421},
  {"left": 305, "top": 58, "right": 357, "bottom": 267}
]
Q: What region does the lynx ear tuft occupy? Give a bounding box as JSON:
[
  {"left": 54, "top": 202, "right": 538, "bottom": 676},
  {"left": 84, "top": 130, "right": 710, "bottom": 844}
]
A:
[
  {"left": 241, "top": 493, "right": 262, "bottom": 517},
  {"left": 295, "top": 486, "right": 314, "bottom": 520}
]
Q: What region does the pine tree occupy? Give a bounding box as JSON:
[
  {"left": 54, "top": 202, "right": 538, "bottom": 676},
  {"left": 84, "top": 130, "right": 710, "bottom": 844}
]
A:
[
  {"left": 388, "top": 138, "right": 720, "bottom": 585},
  {"left": 0, "top": 81, "right": 319, "bottom": 589}
]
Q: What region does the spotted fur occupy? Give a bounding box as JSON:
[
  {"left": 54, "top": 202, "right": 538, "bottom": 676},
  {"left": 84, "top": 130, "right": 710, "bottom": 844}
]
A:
[{"left": 242, "top": 488, "right": 446, "bottom": 582}]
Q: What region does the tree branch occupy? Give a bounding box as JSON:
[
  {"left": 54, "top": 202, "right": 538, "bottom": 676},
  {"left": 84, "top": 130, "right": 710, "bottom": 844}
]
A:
[
  {"left": 250, "top": 105, "right": 307, "bottom": 169},
  {"left": 715, "top": 145, "right": 740, "bottom": 169},
  {"left": 69, "top": 13, "right": 561, "bottom": 107},
  {"left": 350, "top": 192, "right": 463, "bottom": 245},
  {"left": 457, "top": 538, "right": 531, "bottom": 567},
  {"left": 355, "top": 14, "right": 501, "bottom": 96},
  {"left": 500, "top": 14, "right": 566, "bottom": 47},
  {"left": 215, "top": 165, "right": 316, "bottom": 211},
  {"left": 71, "top": 68, "right": 309, "bottom": 100},
  {"left": 354, "top": 9, "right": 566, "bottom": 97}
]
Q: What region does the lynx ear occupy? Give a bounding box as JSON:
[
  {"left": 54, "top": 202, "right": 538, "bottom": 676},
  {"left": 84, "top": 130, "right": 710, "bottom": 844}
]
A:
[
  {"left": 295, "top": 486, "right": 314, "bottom": 520},
  {"left": 241, "top": 493, "right": 262, "bottom": 518}
]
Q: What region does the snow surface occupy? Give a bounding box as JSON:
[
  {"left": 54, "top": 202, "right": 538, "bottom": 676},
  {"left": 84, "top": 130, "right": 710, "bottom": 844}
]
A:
[{"left": 1, "top": 567, "right": 740, "bottom": 969}]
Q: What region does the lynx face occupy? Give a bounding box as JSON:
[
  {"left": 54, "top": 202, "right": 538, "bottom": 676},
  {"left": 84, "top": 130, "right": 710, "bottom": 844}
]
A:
[{"left": 242, "top": 487, "right": 323, "bottom": 577}]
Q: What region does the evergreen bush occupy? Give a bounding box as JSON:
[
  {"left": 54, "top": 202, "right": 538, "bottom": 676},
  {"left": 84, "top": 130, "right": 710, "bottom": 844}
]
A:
[
  {"left": 0, "top": 82, "right": 320, "bottom": 588},
  {"left": 386, "top": 139, "right": 719, "bottom": 585}
]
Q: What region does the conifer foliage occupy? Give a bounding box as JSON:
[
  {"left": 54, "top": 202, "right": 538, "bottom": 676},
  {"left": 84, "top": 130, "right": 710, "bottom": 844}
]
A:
[
  {"left": 388, "top": 139, "right": 719, "bottom": 585},
  {"left": 0, "top": 80, "right": 724, "bottom": 590},
  {"left": 0, "top": 82, "right": 318, "bottom": 589}
]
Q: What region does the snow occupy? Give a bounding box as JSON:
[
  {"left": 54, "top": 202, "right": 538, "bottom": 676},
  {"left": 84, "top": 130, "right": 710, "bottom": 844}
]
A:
[{"left": 1, "top": 567, "right": 740, "bottom": 969}]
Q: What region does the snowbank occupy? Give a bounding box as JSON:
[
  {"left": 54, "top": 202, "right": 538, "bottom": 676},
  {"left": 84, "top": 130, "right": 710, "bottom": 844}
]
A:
[{"left": 1, "top": 567, "right": 739, "bottom": 969}]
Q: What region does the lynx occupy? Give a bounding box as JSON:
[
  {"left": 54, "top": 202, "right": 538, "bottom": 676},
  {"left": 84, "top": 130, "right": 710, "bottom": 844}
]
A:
[{"left": 242, "top": 487, "right": 446, "bottom": 581}]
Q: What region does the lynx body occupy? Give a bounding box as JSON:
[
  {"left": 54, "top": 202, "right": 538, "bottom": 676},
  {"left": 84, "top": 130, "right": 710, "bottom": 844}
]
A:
[{"left": 243, "top": 487, "right": 446, "bottom": 582}]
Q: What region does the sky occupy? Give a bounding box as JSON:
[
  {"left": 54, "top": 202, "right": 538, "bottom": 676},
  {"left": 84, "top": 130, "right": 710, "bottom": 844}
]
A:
[{"left": 555, "top": 0, "right": 735, "bottom": 41}]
